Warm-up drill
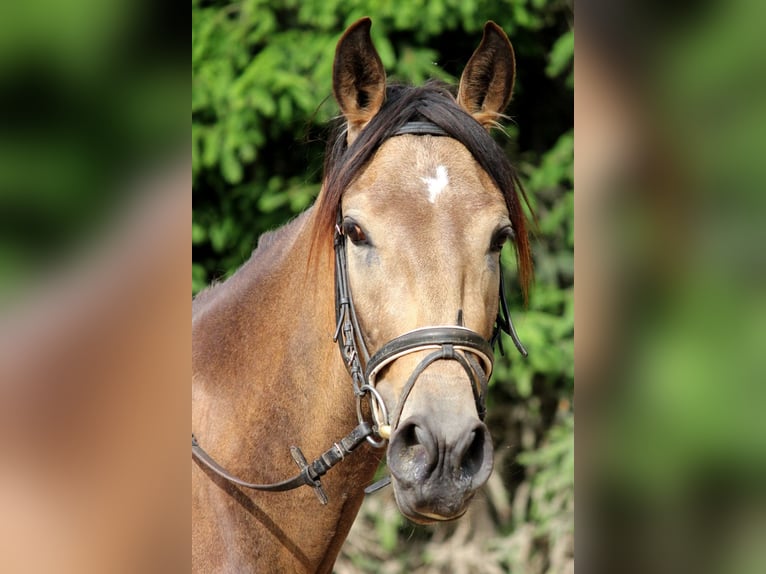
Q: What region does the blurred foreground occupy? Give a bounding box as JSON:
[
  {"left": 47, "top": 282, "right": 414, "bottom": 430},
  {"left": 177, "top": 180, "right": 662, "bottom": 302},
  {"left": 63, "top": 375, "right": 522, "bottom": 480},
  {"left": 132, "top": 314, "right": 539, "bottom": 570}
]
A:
[
  {"left": 578, "top": 0, "right": 766, "bottom": 572},
  {"left": 0, "top": 0, "right": 188, "bottom": 571}
]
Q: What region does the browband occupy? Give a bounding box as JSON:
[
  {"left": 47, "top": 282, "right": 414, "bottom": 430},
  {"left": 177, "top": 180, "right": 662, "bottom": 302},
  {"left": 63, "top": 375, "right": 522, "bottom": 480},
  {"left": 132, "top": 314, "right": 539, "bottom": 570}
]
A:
[{"left": 392, "top": 121, "right": 449, "bottom": 137}]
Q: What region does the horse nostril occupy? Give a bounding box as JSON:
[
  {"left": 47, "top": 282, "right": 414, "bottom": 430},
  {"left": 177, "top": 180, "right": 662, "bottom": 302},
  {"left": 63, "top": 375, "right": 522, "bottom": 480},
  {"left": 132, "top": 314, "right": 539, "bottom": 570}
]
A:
[
  {"left": 388, "top": 419, "right": 437, "bottom": 483},
  {"left": 389, "top": 418, "right": 493, "bottom": 488},
  {"left": 459, "top": 429, "right": 485, "bottom": 475},
  {"left": 404, "top": 422, "right": 437, "bottom": 467},
  {"left": 451, "top": 423, "right": 492, "bottom": 483}
]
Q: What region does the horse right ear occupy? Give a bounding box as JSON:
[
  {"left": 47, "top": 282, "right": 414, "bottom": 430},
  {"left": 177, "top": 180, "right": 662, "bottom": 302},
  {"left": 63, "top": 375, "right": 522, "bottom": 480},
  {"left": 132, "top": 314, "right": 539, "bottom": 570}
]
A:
[{"left": 333, "top": 18, "right": 387, "bottom": 145}]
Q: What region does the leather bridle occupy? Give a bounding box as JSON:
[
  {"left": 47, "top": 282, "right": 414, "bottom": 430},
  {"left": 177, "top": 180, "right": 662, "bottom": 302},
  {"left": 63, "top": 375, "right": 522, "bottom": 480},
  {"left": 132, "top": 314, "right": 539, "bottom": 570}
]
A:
[{"left": 192, "top": 120, "right": 527, "bottom": 504}]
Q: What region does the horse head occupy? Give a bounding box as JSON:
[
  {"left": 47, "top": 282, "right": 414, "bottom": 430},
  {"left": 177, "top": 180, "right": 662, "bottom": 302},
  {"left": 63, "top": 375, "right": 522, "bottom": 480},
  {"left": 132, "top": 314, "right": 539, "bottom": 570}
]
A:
[{"left": 323, "top": 18, "right": 532, "bottom": 524}]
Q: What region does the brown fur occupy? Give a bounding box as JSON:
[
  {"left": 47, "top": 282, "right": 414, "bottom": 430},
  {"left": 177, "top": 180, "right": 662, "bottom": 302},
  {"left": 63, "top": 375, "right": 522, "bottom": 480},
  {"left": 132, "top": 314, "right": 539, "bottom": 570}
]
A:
[
  {"left": 332, "top": 18, "right": 386, "bottom": 144},
  {"left": 192, "top": 211, "right": 382, "bottom": 573},
  {"left": 192, "top": 19, "right": 529, "bottom": 572},
  {"left": 457, "top": 22, "right": 516, "bottom": 127}
]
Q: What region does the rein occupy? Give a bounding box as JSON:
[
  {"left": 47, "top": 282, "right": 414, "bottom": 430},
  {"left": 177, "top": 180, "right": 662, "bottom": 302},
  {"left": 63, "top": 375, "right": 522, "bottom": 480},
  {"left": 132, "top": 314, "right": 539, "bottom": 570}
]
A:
[
  {"left": 192, "top": 424, "right": 373, "bottom": 505},
  {"left": 192, "top": 121, "right": 527, "bottom": 504}
]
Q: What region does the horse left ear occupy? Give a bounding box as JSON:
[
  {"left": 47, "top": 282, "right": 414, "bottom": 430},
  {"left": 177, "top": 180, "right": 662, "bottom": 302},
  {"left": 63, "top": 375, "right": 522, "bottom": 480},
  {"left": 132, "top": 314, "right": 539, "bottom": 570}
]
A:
[
  {"left": 333, "top": 18, "right": 387, "bottom": 145},
  {"left": 457, "top": 22, "right": 516, "bottom": 129}
]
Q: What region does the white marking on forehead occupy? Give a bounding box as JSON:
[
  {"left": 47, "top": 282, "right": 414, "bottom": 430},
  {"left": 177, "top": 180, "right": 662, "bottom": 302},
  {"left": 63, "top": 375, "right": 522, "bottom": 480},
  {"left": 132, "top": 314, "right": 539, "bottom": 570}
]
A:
[{"left": 421, "top": 165, "right": 449, "bottom": 204}]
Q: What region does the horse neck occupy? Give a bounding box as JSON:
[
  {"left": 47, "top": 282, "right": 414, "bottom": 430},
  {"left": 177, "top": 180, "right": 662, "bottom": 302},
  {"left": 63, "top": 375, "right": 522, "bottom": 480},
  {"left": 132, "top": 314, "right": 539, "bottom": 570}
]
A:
[
  {"left": 193, "top": 211, "right": 380, "bottom": 572},
  {"left": 193, "top": 209, "right": 380, "bottom": 570},
  {"left": 193, "top": 208, "right": 360, "bottom": 473}
]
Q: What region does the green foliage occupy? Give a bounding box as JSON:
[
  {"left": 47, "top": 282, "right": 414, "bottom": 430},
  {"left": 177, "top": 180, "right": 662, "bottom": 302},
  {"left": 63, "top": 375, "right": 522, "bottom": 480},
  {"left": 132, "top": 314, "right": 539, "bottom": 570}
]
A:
[
  {"left": 494, "top": 128, "right": 574, "bottom": 398},
  {"left": 192, "top": 1, "right": 573, "bottom": 571},
  {"left": 518, "top": 412, "right": 574, "bottom": 536},
  {"left": 547, "top": 28, "right": 574, "bottom": 87}
]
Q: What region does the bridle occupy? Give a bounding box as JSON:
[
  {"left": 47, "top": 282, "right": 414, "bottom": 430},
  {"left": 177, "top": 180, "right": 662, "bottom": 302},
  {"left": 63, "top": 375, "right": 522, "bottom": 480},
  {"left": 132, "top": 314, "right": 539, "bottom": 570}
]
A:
[
  {"left": 192, "top": 120, "right": 527, "bottom": 504},
  {"left": 334, "top": 217, "right": 519, "bottom": 450}
]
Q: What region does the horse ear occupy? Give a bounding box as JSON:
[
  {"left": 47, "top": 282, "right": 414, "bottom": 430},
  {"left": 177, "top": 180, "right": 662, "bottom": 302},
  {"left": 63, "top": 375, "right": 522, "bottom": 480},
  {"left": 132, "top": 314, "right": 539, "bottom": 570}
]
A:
[
  {"left": 333, "top": 18, "right": 387, "bottom": 144},
  {"left": 457, "top": 21, "right": 516, "bottom": 129}
]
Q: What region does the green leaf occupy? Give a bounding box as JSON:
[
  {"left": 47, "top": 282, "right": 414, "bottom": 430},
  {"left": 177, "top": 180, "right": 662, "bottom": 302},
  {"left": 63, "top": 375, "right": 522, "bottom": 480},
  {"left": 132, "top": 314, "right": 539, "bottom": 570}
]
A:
[
  {"left": 192, "top": 221, "right": 207, "bottom": 244},
  {"left": 220, "top": 150, "right": 243, "bottom": 184},
  {"left": 546, "top": 29, "right": 574, "bottom": 78},
  {"left": 192, "top": 263, "right": 208, "bottom": 294}
]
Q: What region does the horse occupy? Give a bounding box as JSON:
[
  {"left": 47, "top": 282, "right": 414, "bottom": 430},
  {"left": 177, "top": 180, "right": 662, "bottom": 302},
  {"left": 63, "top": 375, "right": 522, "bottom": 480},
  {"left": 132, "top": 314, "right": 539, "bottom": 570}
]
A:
[{"left": 192, "top": 18, "right": 533, "bottom": 573}]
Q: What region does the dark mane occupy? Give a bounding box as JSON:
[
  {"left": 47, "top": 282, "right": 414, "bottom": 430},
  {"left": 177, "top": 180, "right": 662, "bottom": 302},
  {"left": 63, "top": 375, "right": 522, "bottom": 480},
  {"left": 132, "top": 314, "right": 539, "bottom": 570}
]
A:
[{"left": 310, "top": 81, "right": 534, "bottom": 299}]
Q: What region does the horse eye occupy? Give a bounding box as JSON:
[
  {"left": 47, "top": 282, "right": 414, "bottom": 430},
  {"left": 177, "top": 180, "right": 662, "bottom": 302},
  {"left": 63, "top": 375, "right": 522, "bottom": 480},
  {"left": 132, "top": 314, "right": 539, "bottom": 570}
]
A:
[
  {"left": 343, "top": 221, "right": 368, "bottom": 245},
  {"left": 490, "top": 227, "right": 513, "bottom": 252}
]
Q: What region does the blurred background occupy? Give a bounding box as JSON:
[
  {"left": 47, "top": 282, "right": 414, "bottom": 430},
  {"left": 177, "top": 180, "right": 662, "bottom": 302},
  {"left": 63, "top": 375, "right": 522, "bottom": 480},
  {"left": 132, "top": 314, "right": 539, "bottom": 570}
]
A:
[{"left": 192, "top": 1, "right": 573, "bottom": 573}]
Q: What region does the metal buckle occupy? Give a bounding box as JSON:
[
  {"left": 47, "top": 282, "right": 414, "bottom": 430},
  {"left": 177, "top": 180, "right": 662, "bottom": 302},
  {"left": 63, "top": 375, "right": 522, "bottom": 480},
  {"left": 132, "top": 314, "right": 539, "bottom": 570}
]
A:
[{"left": 356, "top": 384, "right": 389, "bottom": 448}]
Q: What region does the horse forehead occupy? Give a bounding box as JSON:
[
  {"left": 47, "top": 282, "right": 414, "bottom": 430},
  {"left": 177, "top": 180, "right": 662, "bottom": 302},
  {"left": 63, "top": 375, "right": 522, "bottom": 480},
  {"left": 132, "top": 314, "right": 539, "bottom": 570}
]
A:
[{"left": 347, "top": 136, "right": 504, "bottom": 215}]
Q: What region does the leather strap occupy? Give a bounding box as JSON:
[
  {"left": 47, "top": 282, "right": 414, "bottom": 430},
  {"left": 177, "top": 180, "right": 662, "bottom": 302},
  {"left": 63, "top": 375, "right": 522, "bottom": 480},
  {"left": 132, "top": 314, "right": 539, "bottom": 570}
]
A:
[
  {"left": 192, "top": 422, "right": 373, "bottom": 504},
  {"left": 365, "top": 326, "right": 494, "bottom": 384},
  {"left": 392, "top": 121, "right": 449, "bottom": 137},
  {"left": 362, "top": 326, "right": 493, "bottom": 428},
  {"left": 493, "top": 263, "right": 528, "bottom": 357}
]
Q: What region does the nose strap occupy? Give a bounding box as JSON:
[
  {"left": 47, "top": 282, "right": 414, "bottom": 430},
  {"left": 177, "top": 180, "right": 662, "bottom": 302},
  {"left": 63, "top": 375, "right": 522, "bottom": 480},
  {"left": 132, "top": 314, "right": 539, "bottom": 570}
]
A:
[{"left": 364, "top": 327, "right": 494, "bottom": 430}]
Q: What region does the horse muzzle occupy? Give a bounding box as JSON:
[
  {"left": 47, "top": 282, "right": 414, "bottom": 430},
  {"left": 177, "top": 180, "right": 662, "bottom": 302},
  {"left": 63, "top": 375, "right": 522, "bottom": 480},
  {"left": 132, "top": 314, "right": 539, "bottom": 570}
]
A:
[
  {"left": 363, "top": 326, "right": 496, "bottom": 522},
  {"left": 387, "top": 408, "right": 494, "bottom": 523}
]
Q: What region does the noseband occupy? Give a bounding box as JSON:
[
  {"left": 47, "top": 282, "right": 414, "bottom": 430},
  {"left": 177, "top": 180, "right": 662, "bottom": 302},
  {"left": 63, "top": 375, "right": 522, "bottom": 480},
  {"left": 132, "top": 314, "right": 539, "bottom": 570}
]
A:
[
  {"left": 192, "top": 121, "right": 527, "bottom": 503},
  {"left": 334, "top": 120, "right": 527, "bottom": 448}
]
